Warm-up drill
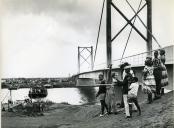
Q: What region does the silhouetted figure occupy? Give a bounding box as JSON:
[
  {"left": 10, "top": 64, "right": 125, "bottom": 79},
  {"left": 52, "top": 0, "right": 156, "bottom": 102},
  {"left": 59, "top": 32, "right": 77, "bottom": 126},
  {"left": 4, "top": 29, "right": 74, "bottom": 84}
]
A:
[
  {"left": 153, "top": 51, "right": 162, "bottom": 99},
  {"left": 96, "top": 74, "right": 109, "bottom": 117}
]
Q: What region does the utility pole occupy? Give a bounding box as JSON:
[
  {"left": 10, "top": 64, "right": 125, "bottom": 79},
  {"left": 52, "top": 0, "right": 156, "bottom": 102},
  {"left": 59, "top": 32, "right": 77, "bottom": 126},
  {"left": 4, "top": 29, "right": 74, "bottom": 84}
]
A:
[
  {"left": 106, "top": 0, "right": 112, "bottom": 67},
  {"left": 146, "top": 0, "right": 152, "bottom": 56}
]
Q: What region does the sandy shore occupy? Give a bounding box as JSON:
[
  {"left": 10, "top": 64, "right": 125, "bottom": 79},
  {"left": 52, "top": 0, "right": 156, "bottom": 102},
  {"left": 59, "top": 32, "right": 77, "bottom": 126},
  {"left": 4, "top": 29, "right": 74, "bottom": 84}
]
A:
[{"left": 2, "top": 91, "right": 174, "bottom": 128}]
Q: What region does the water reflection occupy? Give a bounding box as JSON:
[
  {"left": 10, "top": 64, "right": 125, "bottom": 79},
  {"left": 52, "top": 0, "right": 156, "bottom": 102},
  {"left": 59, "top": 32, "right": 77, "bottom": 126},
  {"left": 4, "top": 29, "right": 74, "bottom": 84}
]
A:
[
  {"left": 46, "top": 88, "right": 82, "bottom": 105},
  {"left": 77, "top": 87, "right": 97, "bottom": 104}
]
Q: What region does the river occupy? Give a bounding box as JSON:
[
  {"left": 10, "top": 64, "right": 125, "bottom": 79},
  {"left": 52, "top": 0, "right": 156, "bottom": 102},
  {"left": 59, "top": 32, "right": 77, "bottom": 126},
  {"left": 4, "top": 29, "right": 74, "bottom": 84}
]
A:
[{"left": 1, "top": 87, "right": 97, "bottom": 105}]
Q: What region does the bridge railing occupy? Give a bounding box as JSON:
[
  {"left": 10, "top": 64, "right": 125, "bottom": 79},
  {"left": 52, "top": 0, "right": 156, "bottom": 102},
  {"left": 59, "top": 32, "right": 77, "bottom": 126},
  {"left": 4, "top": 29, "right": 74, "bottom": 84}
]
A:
[
  {"left": 94, "top": 45, "right": 173, "bottom": 69},
  {"left": 112, "top": 51, "right": 148, "bottom": 68},
  {"left": 94, "top": 52, "right": 148, "bottom": 70}
]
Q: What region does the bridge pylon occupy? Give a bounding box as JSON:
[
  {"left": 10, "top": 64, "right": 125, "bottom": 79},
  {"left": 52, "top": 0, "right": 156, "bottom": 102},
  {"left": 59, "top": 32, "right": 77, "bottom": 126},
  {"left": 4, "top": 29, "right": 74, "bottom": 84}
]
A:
[
  {"left": 146, "top": 0, "right": 152, "bottom": 56},
  {"left": 78, "top": 46, "right": 94, "bottom": 73},
  {"left": 106, "top": 0, "right": 153, "bottom": 62}
]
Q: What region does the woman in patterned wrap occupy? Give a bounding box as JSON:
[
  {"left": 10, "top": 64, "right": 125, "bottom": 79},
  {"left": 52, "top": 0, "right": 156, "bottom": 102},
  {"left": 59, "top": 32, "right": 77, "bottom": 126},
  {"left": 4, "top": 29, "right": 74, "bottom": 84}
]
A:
[{"left": 142, "top": 57, "right": 156, "bottom": 104}]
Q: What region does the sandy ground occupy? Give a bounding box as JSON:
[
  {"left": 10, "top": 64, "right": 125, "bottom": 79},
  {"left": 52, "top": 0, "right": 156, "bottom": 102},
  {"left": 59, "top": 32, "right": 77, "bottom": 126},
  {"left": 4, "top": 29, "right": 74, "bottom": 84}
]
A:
[{"left": 2, "top": 91, "right": 174, "bottom": 128}]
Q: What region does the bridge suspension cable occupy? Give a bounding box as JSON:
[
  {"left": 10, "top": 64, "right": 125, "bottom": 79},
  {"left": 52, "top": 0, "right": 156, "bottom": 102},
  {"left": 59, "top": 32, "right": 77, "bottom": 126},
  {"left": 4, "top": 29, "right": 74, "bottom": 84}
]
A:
[
  {"left": 94, "top": 0, "right": 106, "bottom": 64},
  {"left": 94, "top": 0, "right": 163, "bottom": 68},
  {"left": 120, "top": 0, "right": 143, "bottom": 63},
  {"left": 125, "top": 0, "right": 161, "bottom": 48}
]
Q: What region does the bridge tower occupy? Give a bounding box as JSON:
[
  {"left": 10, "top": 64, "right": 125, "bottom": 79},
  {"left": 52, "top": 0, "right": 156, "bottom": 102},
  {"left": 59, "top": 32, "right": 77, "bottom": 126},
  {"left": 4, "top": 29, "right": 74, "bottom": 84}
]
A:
[
  {"left": 106, "top": 0, "right": 153, "bottom": 66},
  {"left": 146, "top": 0, "right": 152, "bottom": 56},
  {"left": 78, "top": 46, "right": 94, "bottom": 73},
  {"left": 106, "top": 0, "right": 112, "bottom": 67}
]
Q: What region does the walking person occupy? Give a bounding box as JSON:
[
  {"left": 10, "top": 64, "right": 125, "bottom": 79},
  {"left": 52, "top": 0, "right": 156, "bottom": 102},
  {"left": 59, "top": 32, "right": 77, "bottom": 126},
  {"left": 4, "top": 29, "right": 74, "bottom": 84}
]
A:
[
  {"left": 122, "top": 63, "right": 137, "bottom": 111},
  {"left": 96, "top": 74, "right": 109, "bottom": 117},
  {"left": 128, "top": 77, "right": 141, "bottom": 116},
  {"left": 119, "top": 62, "right": 134, "bottom": 108},
  {"left": 122, "top": 65, "right": 133, "bottom": 118},
  {"left": 143, "top": 57, "right": 156, "bottom": 104},
  {"left": 152, "top": 50, "right": 162, "bottom": 99}
]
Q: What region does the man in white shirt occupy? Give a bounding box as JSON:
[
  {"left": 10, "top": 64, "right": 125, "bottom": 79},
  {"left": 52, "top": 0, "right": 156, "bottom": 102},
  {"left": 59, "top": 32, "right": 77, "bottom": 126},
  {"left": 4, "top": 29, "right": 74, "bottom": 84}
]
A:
[{"left": 128, "top": 77, "right": 141, "bottom": 116}]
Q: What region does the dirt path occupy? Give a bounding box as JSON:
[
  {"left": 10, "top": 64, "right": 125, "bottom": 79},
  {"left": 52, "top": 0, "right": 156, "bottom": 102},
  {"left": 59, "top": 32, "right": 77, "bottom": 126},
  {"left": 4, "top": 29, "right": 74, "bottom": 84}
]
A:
[{"left": 2, "top": 91, "right": 174, "bottom": 128}]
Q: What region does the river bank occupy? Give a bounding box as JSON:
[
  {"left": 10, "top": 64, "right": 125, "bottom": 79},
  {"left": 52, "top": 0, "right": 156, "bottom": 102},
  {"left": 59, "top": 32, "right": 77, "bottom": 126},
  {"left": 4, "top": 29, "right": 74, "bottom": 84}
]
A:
[
  {"left": 1, "top": 77, "right": 76, "bottom": 89},
  {"left": 2, "top": 91, "right": 174, "bottom": 128}
]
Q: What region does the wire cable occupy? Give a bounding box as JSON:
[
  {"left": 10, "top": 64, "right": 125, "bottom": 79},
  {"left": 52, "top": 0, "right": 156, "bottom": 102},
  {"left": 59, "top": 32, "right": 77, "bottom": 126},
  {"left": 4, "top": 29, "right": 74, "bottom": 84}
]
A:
[
  {"left": 125, "top": 0, "right": 161, "bottom": 48},
  {"left": 94, "top": 0, "right": 106, "bottom": 63},
  {"left": 120, "top": 0, "right": 143, "bottom": 63}
]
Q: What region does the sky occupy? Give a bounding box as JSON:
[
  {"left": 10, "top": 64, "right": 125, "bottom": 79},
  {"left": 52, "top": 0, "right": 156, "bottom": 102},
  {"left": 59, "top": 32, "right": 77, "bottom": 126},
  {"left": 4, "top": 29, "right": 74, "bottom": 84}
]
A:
[{"left": 0, "top": 0, "right": 174, "bottom": 78}]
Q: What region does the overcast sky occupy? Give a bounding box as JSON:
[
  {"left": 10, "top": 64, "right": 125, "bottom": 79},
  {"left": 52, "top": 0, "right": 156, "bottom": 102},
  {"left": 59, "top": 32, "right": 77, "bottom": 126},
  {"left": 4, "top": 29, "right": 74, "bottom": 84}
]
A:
[{"left": 1, "top": 0, "right": 174, "bottom": 78}]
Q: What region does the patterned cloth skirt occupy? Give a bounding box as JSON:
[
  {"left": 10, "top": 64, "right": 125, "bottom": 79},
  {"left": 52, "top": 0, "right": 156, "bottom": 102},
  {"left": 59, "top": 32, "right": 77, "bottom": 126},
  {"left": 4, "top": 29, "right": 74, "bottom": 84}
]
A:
[
  {"left": 144, "top": 75, "right": 156, "bottom": 86},
  {"left": 143, "top": 75, "right": 156, "bottom": 94},
  {"left": 161, "top": 64, "right": 168, "bottom": 87},
  {"left": 142, "top": 85, "right": 156, "bottom": 94},
  {"left": 98, "top": 93, "right": 106, "bottom": 101}
]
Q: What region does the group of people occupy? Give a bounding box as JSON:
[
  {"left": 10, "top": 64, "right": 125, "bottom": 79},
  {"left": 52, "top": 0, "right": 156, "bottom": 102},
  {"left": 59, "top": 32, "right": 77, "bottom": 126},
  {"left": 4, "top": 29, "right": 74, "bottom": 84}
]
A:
[
  {"left": 96, "top": 49, "right": 168, "bottom": 118},
  {"left": 142, "top": 49, "right": 168, "bottom": 103}
]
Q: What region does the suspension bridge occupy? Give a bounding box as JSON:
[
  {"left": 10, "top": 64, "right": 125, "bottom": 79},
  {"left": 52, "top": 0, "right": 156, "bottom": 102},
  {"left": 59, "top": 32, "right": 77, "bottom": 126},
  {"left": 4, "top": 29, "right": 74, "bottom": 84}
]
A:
[
  {"left": 1, "top": 1, "right": 174, "bottom": 128},
  {"left": 1, "top": 0, "right": 173, "bottom": 116},
  {"left": 1, "top": 0, "right": 174, "bottom": 95},
  {"left": 73, "top": 0, "right": 173, "bottom": 90}
]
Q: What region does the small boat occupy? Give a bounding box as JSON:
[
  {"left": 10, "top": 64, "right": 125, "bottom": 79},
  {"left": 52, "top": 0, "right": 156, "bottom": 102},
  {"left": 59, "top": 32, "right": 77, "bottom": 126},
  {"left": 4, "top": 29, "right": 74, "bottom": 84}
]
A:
[
  {"left": 43, "top": 84, "right": 53, "bottom": 89},
  {"left": 28, "top": 86, "right": 48, "bottom": 99}
]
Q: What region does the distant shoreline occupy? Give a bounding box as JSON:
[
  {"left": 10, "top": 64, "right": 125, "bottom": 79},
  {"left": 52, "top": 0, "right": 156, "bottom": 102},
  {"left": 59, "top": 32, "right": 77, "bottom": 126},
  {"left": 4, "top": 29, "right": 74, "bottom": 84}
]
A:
[
  {"left": 1, "top": 83, "right": 76, "bottom": 89},
  {"left": 1, "top": 77, "right": 77, "bottom": 89}
]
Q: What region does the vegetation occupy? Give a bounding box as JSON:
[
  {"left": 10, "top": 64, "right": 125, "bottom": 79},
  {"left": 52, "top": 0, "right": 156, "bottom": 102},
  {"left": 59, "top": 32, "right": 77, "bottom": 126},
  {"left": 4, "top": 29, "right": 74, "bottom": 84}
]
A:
[{"left": 1, "top": 77, "right": 76, "bottom": 89}]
